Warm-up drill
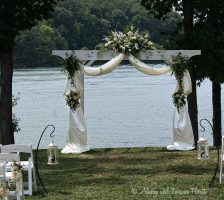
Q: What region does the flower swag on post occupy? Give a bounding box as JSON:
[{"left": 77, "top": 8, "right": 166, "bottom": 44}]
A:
[
  {"left": 103, "top": 26, "right": 159, "bottom": 56},
  {"left": 62, "top": 52, "right": 80, "bottom": 82},
  {"left": 170, "top": 54, "right": 190, "bottom": 112},
  {"left": 9, "top": 162, "right": 23, "bottom": 182},
  {"left": 62, "top": 52, "right": 81, "bottom": 111},
  {"left": 64, "top": 90, "right": 81, "bottom": 111}
]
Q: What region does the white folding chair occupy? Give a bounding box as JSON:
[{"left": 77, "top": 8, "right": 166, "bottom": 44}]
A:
[
  {"left": 1, "top": 144, "right": 37, "bottom": 195},
  {"left": 0, "top": 153, "right": 25, "bottom": 200},
  {"left": 220, "top": 136, "right": 224, "bottom": 184}
]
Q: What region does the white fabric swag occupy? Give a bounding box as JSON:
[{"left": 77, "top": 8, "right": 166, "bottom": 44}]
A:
[
  {"left": 62, "top": 54, "right": 194, "bottom": 154},
  {"left": 129, "top": 56, "right": 194, "bottom": 151},
  {"left": 62, "top": 72, "right": 90, "bottom": 154},
  {"left": 80, "top": 53, "right": 125, "bottom": 76},
  {"left": 129, "top": 55, "right": 172, "bottom": 75}
]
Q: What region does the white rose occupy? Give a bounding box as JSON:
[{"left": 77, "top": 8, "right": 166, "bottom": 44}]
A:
[
  {"left": 147, "top": 41, "right": 153, "bottom": 46},
  {"left": 127, "top": 31, "right": 132, "bottom": 36}
]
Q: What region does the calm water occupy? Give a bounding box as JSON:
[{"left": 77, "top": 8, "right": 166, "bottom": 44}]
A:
[{"left": 12, "top": 66, "right": 224, "bottom": 149}]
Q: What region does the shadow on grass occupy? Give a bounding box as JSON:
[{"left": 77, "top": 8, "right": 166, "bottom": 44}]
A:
[
  {"left": 167, "top": 163, "right": 214, "bottom": 175},
  {"left": 33, "top": 148, "right": 216, "bottom": 193}
]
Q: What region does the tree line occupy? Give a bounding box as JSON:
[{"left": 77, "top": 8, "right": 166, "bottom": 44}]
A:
[{"left": 14, "top": 0, "right": 181, "bottom": 67}]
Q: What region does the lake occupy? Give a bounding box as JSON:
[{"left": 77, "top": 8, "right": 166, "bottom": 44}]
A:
[{"left": 12, "top": 65, "right": 224, "bottom": 149}]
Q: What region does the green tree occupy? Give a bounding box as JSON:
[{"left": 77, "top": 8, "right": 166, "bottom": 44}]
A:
[
  {"left": 141, "top": 0, "right": 198, "bottom": 145},
  {"left": 111, "top": 9, "right": 128, "bottom": 31},
  {"left": 141, "top": 0, "right": 224, "bottom": 146},
  {"left": 15, "top": 22, "right": 68, "bottom": 67},
  {"left": 192, "top": 1, "right": 224, "bottom": 146},
  {"left": 0, "top": 0, "right": 58, "bottom": 144},
  {"left": 13, "top": 0, "right": 182, "bottom": 66}
]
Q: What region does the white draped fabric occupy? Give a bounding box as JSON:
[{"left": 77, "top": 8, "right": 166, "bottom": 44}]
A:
[
  {"left": 63, "top": 53, "right": 194, "bottom": 153},
  {"left": 80, "top": 53, "right": 125, "bottom": 76},
  {"left": 62, "top": 71, "right": 90, "bottom": 154},
  {"left": 129, "top": 55, "right": 172, "bottom": 75},
  {"left": 62, "top": 54, "right": 124, "bottom": 154},
  {"left": 128, "top": 56, "right": 195, "bottom": 150},
  {"left": 167, "top": 71, "right": 194, "bottom": 150}
]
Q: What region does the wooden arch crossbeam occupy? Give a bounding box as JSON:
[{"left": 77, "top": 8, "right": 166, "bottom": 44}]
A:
[{"left": 52, "top": 50, "right": 201, "bottom": 63}]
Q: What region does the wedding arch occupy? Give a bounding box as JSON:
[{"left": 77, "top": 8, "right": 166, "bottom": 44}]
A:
[{"left": 52, "top": 49, "right": 201, "bottom": 154}]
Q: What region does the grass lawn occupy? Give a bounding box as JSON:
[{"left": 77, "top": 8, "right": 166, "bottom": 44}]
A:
[{"left": 26, "top": 147, "right": 224, "bottom": 200}]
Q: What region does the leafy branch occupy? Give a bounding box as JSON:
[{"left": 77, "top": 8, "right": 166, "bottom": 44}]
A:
[{"left": 62, "top": 52, "right": 80, "bottom": 81}]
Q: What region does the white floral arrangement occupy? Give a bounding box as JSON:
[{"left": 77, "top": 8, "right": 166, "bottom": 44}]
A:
[
  {"left": 64, "top": 90, "right": 81, "bottom": 111},
  {"left": 103, "top": 26, "right": 158, "bottom": 55},
  {"left": 9, "top": 162, "right": 23, "bottom": 182},
  {"left": 0, "top": 178, "right": 9, "bottom": 199},
  {"left": 172, "top": 90, "right": 186, "bottom": 111}
]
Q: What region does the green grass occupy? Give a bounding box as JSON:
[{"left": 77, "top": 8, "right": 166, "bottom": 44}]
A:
[{"left": 26, "top": 147, "right": 224, "bottom": 200}]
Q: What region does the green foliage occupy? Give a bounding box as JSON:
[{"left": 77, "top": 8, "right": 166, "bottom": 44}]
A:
[
  {"left": 192, "top": 1, "right": 224, "bottom": 83},
  {"left": 14, "top": 22, "right": 68, "bottom": 67},
  {"left": 0, "top": 0, "right": 58, "bottom": 46},
  {"left": 12, "top": 95, "right": 20, "bottom": 134},
  {"left": 62, "top": 53, "right": 80, "bottom": 80},
  {"left": 141, "top": 0, "right": 224, "bottom": 84},
  {"left": 141, "top": 0, "right": 181, "bottom": 19},
  {"left": 14, "top": 0, "right": 181, "bottom": 67},
  {"left": 170, "top": 54, "right": 190, "bottom": 90}
]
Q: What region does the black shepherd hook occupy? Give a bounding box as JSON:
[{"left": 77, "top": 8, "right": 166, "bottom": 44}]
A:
[
  {"left": 50, "top": 128, "right": 56, "bottom": 143},
  {"left": 200, "top": 118, "right": 214, "bottom": 133},
  {"left": 35, "top": 124, "right": 56, "bottom": 195},
  {"left": 199, "top": 118, "right": 219, "bottom": 187}
]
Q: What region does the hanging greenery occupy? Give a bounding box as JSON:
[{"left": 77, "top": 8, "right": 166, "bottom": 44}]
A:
[
  {"left": 62, "top": 52, "right": 80, "bottom": 80},
  {"left": 170, "top": 54, "right": 190, "bottom": 90},
  {"left": 103, "top": 26, "right": 160, "bottom": 56},
  {"left": 170, "top": 54, "right": 191, "bottom": 111},
  {"left": 12, "top": 94, "right": 21, "bottom": 133}
]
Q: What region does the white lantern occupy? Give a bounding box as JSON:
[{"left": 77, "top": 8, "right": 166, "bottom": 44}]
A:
[
  {"left": 47, "top": 142, "right": 59, "bottom": 165},
  {"left": 197, "top": 136, "right": 209, "bottom": 160}
]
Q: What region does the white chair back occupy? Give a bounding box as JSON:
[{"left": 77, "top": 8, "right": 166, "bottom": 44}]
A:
[
  {"left": 1, "top": 144, "right": 33, "bottom": 154},
  {"left": 0, "top": 153, "right": 20, "bottom": 163},
  {"left": 1, "top": 144, "right": 37, "bottom": 195},
  {"left": 0, "top": 163, "right": 6, "bottom": 179},
  {"left": 0, "top": 153, "right": 25, "bottom": 200}
]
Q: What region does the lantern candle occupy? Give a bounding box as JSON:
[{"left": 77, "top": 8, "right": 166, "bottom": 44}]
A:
[
  {"left": 47, "top": 142, "right": 59, "bottom": 165},
  {"left": 197, "top": 136, "right": 209, "bottom": 160}
]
